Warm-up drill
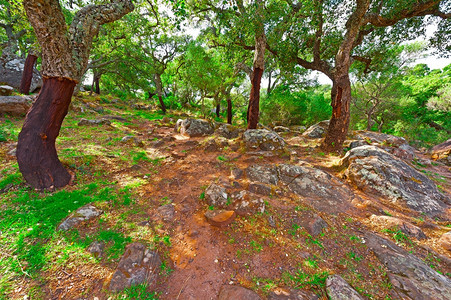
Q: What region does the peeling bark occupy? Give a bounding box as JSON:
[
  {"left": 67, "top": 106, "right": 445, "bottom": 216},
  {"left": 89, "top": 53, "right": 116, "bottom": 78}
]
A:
[
  {"left": 19, "top": 53, "right": 38, "bottom": 94},
  {"left": 18, "top": 0, "right": 134, "bottom": 190},
  {"left": 154, "top": 73, "right": 166, "bottom": 114}
]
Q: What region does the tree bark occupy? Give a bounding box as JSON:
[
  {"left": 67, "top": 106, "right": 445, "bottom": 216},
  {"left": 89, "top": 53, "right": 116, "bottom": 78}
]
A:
[
  {"left": 19, "top": 53, "right": 38, "bottom": 94},
  {"left": 322, "top": 74, "right": 352, "bottom": 152},
  {"left": 227, "top": 96, "right": 232, "bottom": 124},
  {"left": 17, "top": 77, "right": 76, "bottom": 189},
  {"left": 154, "top": 73, "right": 166, "bottom": 114},
  {"left": 215, "top": 103, "right": 220, "bottom": 118},
  {"left": 247, "top": 67, "right": 264, "bottom": 129},
  {"left": 94, "top": 73, "right": 101, "bottom": 94},
  {"left": 18, "top": 0, "right": 134, "bottom": 190}
]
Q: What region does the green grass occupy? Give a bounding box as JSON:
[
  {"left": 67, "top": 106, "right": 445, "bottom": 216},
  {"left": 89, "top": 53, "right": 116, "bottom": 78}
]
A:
[
  {"left": 97, "top": 230, "right": 132, "bottom": 261},
  {"left": 283, "top": 269, "right": 329, "bottom": 289},
  {"left": 116, "top": 283, "right": 158, "bottom": 300}
]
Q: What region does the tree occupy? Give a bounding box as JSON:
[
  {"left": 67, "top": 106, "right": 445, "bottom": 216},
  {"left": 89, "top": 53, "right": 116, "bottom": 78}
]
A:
[
  {"left": 17, "top": 0, "right": 134, "bottom": 190},
  {"left": 267, "top": 0, "right": 450, "bottom": 152}
]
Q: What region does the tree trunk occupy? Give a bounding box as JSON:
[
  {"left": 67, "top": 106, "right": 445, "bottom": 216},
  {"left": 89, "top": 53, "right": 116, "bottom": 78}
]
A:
[
  {"left": 322, "top": 74, "right": 352, "bottom": 152},
  {"left": 16, "top": 77, "right": 76, "bottom": 190},
  {"left": 19, "top": 53, "right": 38, "bottom": 94},
  {"left": 154, "top": 73, "right": 166, "bottom": 114},
  {"left": 227, "top": 96, "right": 232, "bottom": 124},
  {"left": 94, "top": 74, "right": 101, "bottom": 94},
  {"left": 247, "top": 67, "right": 264, "bottom": 129},
  {"left": 215, "top": 103, "right": 220, "bottom": 118}
]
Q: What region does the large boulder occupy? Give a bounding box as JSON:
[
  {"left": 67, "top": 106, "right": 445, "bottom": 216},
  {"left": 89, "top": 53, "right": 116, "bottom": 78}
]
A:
[
  {"left": 355, "top": 131, "right": 406, "bottom": 147},
  {"left": 108, "top": 243, "right": 161, "bottom": 292},
  {"left": 431, "top": 138, "right": 451, "bottom": 166},
  {"left": 58, "top": 204, "right": 103, "bottom": 231},
  {"left": 302, "top": 120, "right": 329, "bottom": 138},
  {"left": 341, "top": 146, "right": 450, "bottom": 217},
  {"left": 0, "top": 95, "right": 32, "bottom": 116},
  {"left": 365, "top": 232, "right": 451, "bottom": 300},
  {"left": 216, "top": 123, "right": 242, "bottom": 139},
  {"left": 246, "top": 164, "right": 358, "bottom": 213},
  {"left": 0, "top": 57, "right": 42, "bottom": 92},
  {"left": 175, "top": 118, "right": 214, "bottom": 137},
  {"left": 243, "top": 129, "right": 286, "bottom": 153}
]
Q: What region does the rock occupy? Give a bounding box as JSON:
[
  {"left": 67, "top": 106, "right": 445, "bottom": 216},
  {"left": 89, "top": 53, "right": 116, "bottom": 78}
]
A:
[
  {"left": 171, "top": 151, "right": 187, "bottom": 158},
  {"left": 349, "top": 140, "right": 369, "bottom": 149},
  {"left": 0, "top": 96, "right": 32, "bottom": 115},
  {"left": 176, "top": 118, "right": 214, "bottom": 137},
  {"left": 102, "top": 115, "right": 128, "bottom": 122},
  {"left": 87, "top": 241, "right": 105, "bottom": 258},
  {"left": 431, "top": 138, "right": 451, "bottom": 166},
  {"left": 0, "top": 57, "right": 42, "bottom": 92},
  {"left": 231, "top": 191, "right": 265, "bottom": 216},
  {"left": 246, "top": 164, "right": 279, "bottom": 185},
  {"left": 77, "top": 118, "right": 111, "bottom": 126},
  {"left": 248, "top": 183, "right": 271, "bottom": 196},
  {"left": 205, "top": 210, "right": 236, "bottom": 227},
  {"left": 326, "top": 275, "right": 364, "bottom": 300},
  {"left": 246, "top": 164, "right": 357, "bottom": 213},
  {"left": 243, "top": 129, "right": 286, "bottom": 153},
  {"left": 156, "top": 204, "right": 175, "bottom": 222},
  {"left": 205, "top": 183, "right": 228, "bottom": 208},
  {"left": 231, "top": 168, "right": 244, "bottom": 180},
  {"left": 273, "top": 126, "right": 290, "bottom": 133},
  {"left": 364, "top": 232, "right": 451, "bottom": 300},
  {"left": 58, "top": 204, "right": 103, "bottom": 231},
  {"left": 391, "top": 147, "right": 415, "bottom": 161},
  {"left": 0, "top": 85, "right": 13, "bottom": 96},
  {"left": 216, "top": 124, "right": 242, "bottom": 139},
  {"left": 369, "top": 215, "right": 427, "bottom": 240},
  {"left": 121, "top": 136, "right": 144, "bottom": 147},
  {"left": 108, "top": 243, "right": 161, "bottom": 292},
  {"left": 356, "top": 131, "right": 406, "bottom": 147},
  {"left": 438, "top": 232, "right": 451, "bottom": 252},
  {"left": 302, "top": 120, "right": 329, "bottom": 138},
  {"left": 292, "top": 126, "right": 307, "bottom": 133},
  {"left": 341, "top": 146, "right": 449, "bottom": 217},
  {"left": 303, "top": 215, "right": 328, "bottom": 237},
  {"left": 203, "top": 137, "right": 229, "bottom": 152},
  {"left": 218, "top": 285, "right": 262, "bottom": 300},
  {"left": 268, "top": 288, "right": 319, "bottom": 299}
]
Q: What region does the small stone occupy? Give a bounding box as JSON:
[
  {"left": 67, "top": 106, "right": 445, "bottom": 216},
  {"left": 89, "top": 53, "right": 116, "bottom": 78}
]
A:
[
  {"left": 304, "top": 215, "right": 328, "bottom": 236},
  {"left": 77, "top": 118, "right": 111, "bottom": 126},
  {"left": 231, "top": 168, "right": 244, "bottom": 180},
  {"left": 157, "top": 204, "right": 175, "bottom": 222},
  {"left": 58, "top": 204, "right": 103, "bottom": 231},
  {"left": 248, "top": 183, "right": 271, "bottom": 196},
  {"left": 326, "top": 275, "right": 364, "bottom": 300},
  {"left": 205, "top": 183, "right": 228, "bottom": 208},
  {"left": 438, "top": 232, "right": 451, "bottom": 252},
  {"left": 205, "top": 210, "right": 236, "bottom": 227},
  {"left": 0, "top": 85, "right": 14, "bottom": 96},
  {"left": 87, "top": 241, "right": 105, "bottom": 258},
  {"left": 171, "top": 151, "right": 187, "bottom": 158}
]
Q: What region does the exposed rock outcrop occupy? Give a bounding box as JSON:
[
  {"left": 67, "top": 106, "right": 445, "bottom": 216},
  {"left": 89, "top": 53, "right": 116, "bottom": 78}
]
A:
[
  {"left": 243, "top": 129, "right": 287, "bottom": 153},
  {"left": 175, "top": 118, "right": 214, "bottom": 137},
  {"left": 0, "top": 95, "right": 32, "bottom": 116},
  {"left": 302, "top": 120, "right": 329, "bottom": 138},
  {"left": 326, "top": 275, "right": 364, "bottom": 300},
  {"left": 341, "top": 146, "right": 450, "bottom": 217},
  {"left": 0, "top": 57, "right": 42, "bottom": 92}
]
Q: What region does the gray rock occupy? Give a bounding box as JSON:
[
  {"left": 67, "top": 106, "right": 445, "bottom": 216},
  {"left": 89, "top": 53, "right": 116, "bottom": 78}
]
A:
[
  {"left": 243, "top": 129, "right": 286, "bottom": 152},
  {"left": 364, "top": 232, "right": 451, "bottom": 300},
  {"left": 77, "top": 118, "right": 111, "bottom": 126},
  {"left": 216, "top": 124, "right": 242, "bottom": 139},
  {"left": 273, "top": 126, "right": 290, "bottom": 132},
  {"left": 176, "top": 118, "right": 214, "bottom": 137},
  {"left": 58, "top": 204, "right": 103, "bottom": 231},
  {"left": 369, "top": 215, "right": 427, "bottom": 240},
  {"left": 292, "top": 126, "right": 307, "bottom": 133},
  {"left": 203, "top": 137, "right": 229, "bottom": 152},
  {"left": 121, "top": 135, "right": 144, "bottom": 147},
  {"left": 246, "top": 164, "right": 357, "bottom": 214},
  {"left": 0, "top": 95, "right": 32, "bottom": 115},
  {"left": 102, "top": 115, "right": 128, "bottom": 122},
  {"left": 87, "top": 241, "right": 105, "bottom": 258},
  {"left": 218, "top": 285, "right": 262, "bottom": 300},
  {"left": 231, "top": 168, "right": 244, "bottom": 180},
  {"left": 248, "top": 183, "right": 271, "bottom": 196},
  {"left": 326, "top": 275, "right": 364, "bottom": 300},
  {"left": 356, "top": 131, "right": 406, "bottom": 147},
  {"left": 302, "top": 120, "right": 329, "bottom": 138},
  {"left": 341, "top": 146, "right": 449, "bottom": 217},
  {"left": 0, "top": 57, "right": 42, "bottom": 92},
  {"left": 156, "top": 204, "right": 175, "bottom": 222},
  {"left": 231, "top": 190, "right": 265, "bottom": 216},
  {"left": 205, "top": 183, "right": 228, "bottom": 208},
  {"left": 349, "top": 140, "right": 369, "bottom": 149},
  {"left": 304, "top": 215, "right": 328, "bottom": 237},
  {"left": 108, "top": 243, "right": 161, "bottom": 292},
  {"left": 0, "top": 85, "right": 13, "bottom": 96}
]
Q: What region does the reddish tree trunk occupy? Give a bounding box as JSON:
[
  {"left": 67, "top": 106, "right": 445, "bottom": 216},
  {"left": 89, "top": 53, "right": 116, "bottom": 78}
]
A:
[
  {"left": 215, "top": 103, "right": 220, "bottom": 118},
  {"left": 94, "top": 74, "right": 101, "bottom": 94},
  {"left": 19, "top": 53, "right": 38, "bottom": 94},
  {"left": 322, "top": 74, "right": 352, "bottom": 152},
  {"left": 158, "top": 95, "right": 167, "bottom": 114},
  {"left": 227, "top": 96, "right": 232, "bottom": 124},
  {"left": 16, "top": 77, "right": 76, "bottom": 189},
  {"left": 247, "top": 67, "right": 263, "bottom": 129}
]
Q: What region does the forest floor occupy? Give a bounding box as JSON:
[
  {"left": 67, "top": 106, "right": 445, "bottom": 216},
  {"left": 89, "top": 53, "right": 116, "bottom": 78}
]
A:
[{"left": 0, "top": 93, "right": 450, "bottom": 300}]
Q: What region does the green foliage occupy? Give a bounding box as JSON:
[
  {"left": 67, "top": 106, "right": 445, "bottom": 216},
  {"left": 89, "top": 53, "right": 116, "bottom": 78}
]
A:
[
  {"left": 97, "top": 230, "right": 132, "bottom": 261},
  {"left": 118, "top": 283, "right": 158, "bottom": 300},
  {"left": 284, "top": 269, "right": 329, "bottom": 289}
]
